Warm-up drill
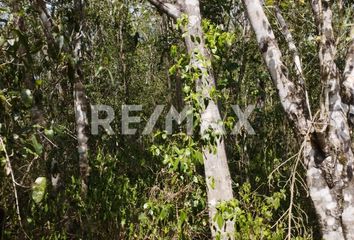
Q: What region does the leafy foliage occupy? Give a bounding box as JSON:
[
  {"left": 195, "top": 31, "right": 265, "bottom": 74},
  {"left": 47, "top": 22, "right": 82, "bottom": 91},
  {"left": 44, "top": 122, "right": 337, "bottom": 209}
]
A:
[{"left": 2, "top": 0, "right": 352, "bottom": 239}]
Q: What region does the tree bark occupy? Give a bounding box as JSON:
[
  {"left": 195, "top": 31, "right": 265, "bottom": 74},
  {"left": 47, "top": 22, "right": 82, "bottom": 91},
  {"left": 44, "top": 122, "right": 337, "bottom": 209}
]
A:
[
  {"left": 32, "top": 0, "right": 90, "bottom": 196},
  {"left": 148, "top": 0, "right": 235, "bottom": 238},
  {"left": 243, "top": 0, "right": 309, "bottom": 135},
  {"left": 72, "top": 0, "right": 90, "bottom": 196},
  {"left": 274, "top": 6, "right": 312, "bottom": 119},
  {"left": 148, "top": 0, "right": 181, "bottom": 19},
  {"left": 343, "top": 26, "right": 354, "bottom": 122},
  {"left": 73, "top": 81, "right": 89, "bottom": 195},
  {"left": 244, "top": 0, "right": 354, "bottom": 238}
]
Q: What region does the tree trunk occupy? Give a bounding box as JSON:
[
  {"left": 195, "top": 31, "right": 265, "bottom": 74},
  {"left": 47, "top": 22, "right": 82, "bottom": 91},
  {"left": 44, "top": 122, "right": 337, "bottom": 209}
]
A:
[
  {"left": 73, "top": 81, "right": 89, "bottom": 195},
  {"left": 244, "top": 0, "right": 354, "bottom": 238},
  {"left": 148, "top": 0, "right": 235, "bottom": 238},
  {"left": 72, "top": 0, "right": 90, "bottom": 197},
  {"left": 32, "top": 0, "right": 90, "bottom": 196}
]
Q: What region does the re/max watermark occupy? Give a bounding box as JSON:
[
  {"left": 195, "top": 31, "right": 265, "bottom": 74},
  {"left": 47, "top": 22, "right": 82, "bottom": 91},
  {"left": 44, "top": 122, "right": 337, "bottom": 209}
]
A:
[{"left": 86, "top": 104, "right": 256, "bottom": 136}]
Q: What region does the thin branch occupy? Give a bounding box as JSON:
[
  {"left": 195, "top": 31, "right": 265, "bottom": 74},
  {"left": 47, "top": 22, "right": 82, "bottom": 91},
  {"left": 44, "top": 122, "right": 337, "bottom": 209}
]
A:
[
  {"left": 243, "top": 0, "right": 310, "bottom": 135},
  {"left": 0, "top": 137, "right": 22, "bottom": 229},
  {"left": 268, "top": 152, "right": 298, "bottom": 185},
  {"left": 148, "top": 0, "right": 181, "bottom": 20},
  {"left": 274, "top": 6, "right": 312, "bottom": 120},
  {"left": 20, "top": 157, "right": 38, "bottom": 187},
  {"left": 287, "top": 142, "right": 304, "bottom": 240},
  {"left": 37, "top": 130, "right": 58, "bottom": 148}
]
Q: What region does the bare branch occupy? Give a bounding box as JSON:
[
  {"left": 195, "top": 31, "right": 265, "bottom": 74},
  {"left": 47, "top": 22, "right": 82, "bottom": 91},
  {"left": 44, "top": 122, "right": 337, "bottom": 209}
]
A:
[
  {"left": 243, "top": 0, "right": 309, "bottom": 135},
  {"left": 275, "top": 6, "right": 312, "bottom": 119},
  {"left": 0, "top": 137, "right": 21, "bottom": 230},
  {"left": 148, "top": 0, "right": 181, "bottom": 20}
]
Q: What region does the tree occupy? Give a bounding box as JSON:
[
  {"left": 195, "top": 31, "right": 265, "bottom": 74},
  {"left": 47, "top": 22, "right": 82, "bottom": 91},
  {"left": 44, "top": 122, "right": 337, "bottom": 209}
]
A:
[
  {"left": 243, "top": 0, "right": 354, "bottom": 238},
  {"left": 2, "top": 0, "right": 353, "bottom": 238},
  {"left": 32, "top": 0, "right": 90, "bottom": 196},
  {"left": 148, "top": 0, "right": 235, "bottom": 238}
]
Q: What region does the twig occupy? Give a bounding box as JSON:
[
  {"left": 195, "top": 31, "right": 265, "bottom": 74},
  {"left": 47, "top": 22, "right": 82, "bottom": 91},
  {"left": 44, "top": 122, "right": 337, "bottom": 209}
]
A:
[
  {"left": 268, "top": 152, "right": 298, "bottom": 187},
  {"left": 287, "top": 143, "right": 303, "bottom": 240},
  {"left": 0, "top": 137, "right": 22, "bottom": 227},
  {"left": 37, "top": 130, "right": 58, "bottom": 148},
  {"left": 273, "top": 5, "right": 312, "bottom": 120},
  {"left": 270, "top": 122, "right": 314, "bottom": 238},
  {"left": 20, "top": 156, "right": 39, "bottom": 187}
]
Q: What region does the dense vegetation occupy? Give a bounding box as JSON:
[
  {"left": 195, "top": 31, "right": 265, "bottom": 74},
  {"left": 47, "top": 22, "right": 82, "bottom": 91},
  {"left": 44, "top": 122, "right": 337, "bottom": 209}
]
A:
[{"left": 0, "top": 0, "right": 353, "bottom": 239}]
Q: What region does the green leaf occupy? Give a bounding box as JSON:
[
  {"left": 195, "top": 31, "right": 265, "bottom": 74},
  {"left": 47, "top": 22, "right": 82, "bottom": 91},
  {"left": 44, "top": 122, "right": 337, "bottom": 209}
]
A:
[
  {"left": 215, "top": 213, "right": 224, "bottom": 230},
  {"left": 30, "top": 135, "right": 42, "bottom": 155},
  {"left": 265, "top": 0, "right": 274, "bottom": 5},
  {"left": 169, "top": 65, "right": 177, "bottom": 75},
  {"left": 183, "top": 85, "right": 190, "bottom": 93},
  {"left": 194, "top": 151, "right": 204, "bottom": 164},
  {"left": 178, "top": 210, "right": 187, "bottom": 229},
  {"left": 35, "top": 79, "right": 43, "bottom": 86},
  {"left": 7, "top": 39, "right": 15, "bottom": 46},
  {"left": 159, "top": 207, "right": 168, "bottom": 220},
  {"left": 44, "top": 129, "right": 54, "bottom": 138},
  {"left": 32, "top": 177, "right": 47, "bottom": 204},
  {"left": 161, "top": 133, "right": 167, "bottom": 140}
]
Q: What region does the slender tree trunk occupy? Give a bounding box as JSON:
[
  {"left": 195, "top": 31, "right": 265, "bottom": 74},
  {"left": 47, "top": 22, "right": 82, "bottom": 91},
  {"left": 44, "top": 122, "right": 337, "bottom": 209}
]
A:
[
  {"left": 148, "top": 0, "right": 235, "bottom": 238},
  {"left": 32, "top": 0, "right": 90, "bottom": 196},
  {"left": 73, "top": 81, "right": 89, "bottom": 195},
  {"left": 309, "top": 1, "right": 354, "bottom": 238},
  {"left": 274, "top": 6, "right": 312, "bottom": 119},
  {"left": 118, "top": 20, "right": 129, "bottom": 102},
  {"left": 244, "top": 0, "right": 354, "bottom": 238},
  {"left": 175, "top": 74, "right": 183, "bottom": 112},
  {"left": 72, "top": 0, "right": 90, "bottom": 197}
]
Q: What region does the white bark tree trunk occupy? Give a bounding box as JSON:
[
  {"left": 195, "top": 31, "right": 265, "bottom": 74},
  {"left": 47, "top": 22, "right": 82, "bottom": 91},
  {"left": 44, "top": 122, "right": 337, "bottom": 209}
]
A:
[
  {"left": 74, "top": 81, "right": 89, "bottom": 195},
  {"left": 73, "top": 0, "right": 90, "bottom": 196},
  {"left": 244, "top": 0, "right": 354, "bottom": 238},
  {"left": 33, "top": 0, "right": 90, "bottom": 195},
  {"left": 148, "top": 0, "right": 235, "bottom": 238}
]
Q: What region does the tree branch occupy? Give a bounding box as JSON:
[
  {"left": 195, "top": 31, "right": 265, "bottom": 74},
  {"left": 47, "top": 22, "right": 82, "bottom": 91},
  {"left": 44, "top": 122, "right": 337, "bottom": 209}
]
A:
[
  {"left": 0, "top": 137, "right": 22, "bottom": 230},
  {"left": 148, "top": 0, "right": 181, "bottom": 20},
  {"left": 275, "top": 6, "right": 312, "bottom": 119},
  {"left": 243, "top": 0, "right": 309, "bottom": 135}
]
